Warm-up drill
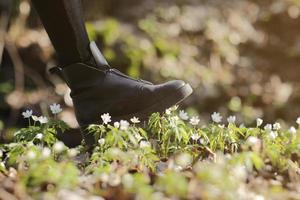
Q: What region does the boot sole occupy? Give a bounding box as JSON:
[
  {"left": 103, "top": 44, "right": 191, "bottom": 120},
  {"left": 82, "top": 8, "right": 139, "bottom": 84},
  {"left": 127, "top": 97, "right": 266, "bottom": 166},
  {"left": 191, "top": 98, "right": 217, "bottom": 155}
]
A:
[{"left": 115, "top": 83, "right": 193, "bottom": 121}]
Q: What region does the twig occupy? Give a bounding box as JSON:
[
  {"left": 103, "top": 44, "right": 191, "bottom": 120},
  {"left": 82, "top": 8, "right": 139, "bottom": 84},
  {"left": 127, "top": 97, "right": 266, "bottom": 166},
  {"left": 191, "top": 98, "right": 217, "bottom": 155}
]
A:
[
  {"left": 5, "top": 37, "right": 25, "bottom": 92},
  {"left": 0, "top": 10, "right": 10, "bottom": 65}
]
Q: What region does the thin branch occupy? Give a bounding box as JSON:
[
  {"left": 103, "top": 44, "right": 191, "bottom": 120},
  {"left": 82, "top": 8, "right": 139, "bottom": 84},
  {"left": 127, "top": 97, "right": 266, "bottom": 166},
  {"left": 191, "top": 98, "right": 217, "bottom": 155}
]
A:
[{"left": 0, "top": 11, "right": 10, "bottom": 65}]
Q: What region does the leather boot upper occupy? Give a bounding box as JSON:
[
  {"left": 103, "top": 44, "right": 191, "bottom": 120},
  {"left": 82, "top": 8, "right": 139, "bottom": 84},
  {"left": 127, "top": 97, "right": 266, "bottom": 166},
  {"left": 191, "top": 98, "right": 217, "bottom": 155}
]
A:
[{"left": 50, "top": 41, "right": 191, "bottom": 127}]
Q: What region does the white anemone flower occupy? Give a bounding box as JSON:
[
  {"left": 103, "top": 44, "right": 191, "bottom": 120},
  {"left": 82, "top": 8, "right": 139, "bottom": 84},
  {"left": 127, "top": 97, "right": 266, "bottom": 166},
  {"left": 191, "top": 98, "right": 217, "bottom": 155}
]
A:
[
  {"left": 120, "top": 120, "right": 129, "bottom": 131},
  {"left": 227, "top": 115, "right": 236, "bottom": 124},
  {"left": 0, "top": 162, "right": 5, "bottom": 169},
  {"left": 269, "top": 131, "right": 278, "bottom": 140},
  {"left": 289, "top": 126, "right": 297, "bottom": 134},
  {"left": 53, "top": 141, "right": 65, "bottom": 153},
  {"left": 273, "top": 122, "right": 281, "bottom": 130},
  {"left": 165, "top": 108, "right": 172, "bottom": 115},
  {"left": 189, "top": 116, "right": 200, "bottom": 126},
  {"left": 170, "top": 105, "right": 178, "bottom": 111},
  {"left": 50, "top": 103, "right": 62, "bottom": 114},
  {"left": 246, "top": 136, "right": 259, "bottom": 145},
  {"left": 134, "top": 133, "right": 143, "bottom": 141},
  {"left": 98, "top": 138, "right": 105, "bottom": 145},
  {"left": 101, "top": 113, "right": 111, "bottom": 125},
  {"left": 211, "top": 112, "right": 222, "bottom": 123},
  {"left": 297, "top": 117, "right": 300, "bottom": 126},
  {"left": 130, "top": 117, "right": 140, "bottom": 124},
  {"left": 256, "top": 118, "right": 263, "bottom": 127},
  {"left": 139, "top": 140, "right": 151, "bottom": 148},
  {"left": 36, "top": 133, "right": 43, "bottom": 140},
  {"left": 179, "top": 110, "right": 189, "bottom": 120},
  {"left": 32, "top": 115, "right": 39, "bottom": 122},
  {"left": 114, "top": 122, "right": 120, "bottom": 128},
  {"left": 42, "top": 147, "right": 51, "bottom": 158},
  {"left": 0, "top": 150, "right": 3, "bottom": 158},
  {"left": 68, "top": 149, "right": 78, "bottom": 157},
  {"left": 218, "top": 124, "right": 225, "bottom": 129},
  {"left": 264, "top": 124, "right": 272, "bottom": 132},
  {"left": 191, "top": 133, "right": 200, "bottom": 141},
  {"left": 26, "top": 150, "right": 36, "bottom": 160},
  {"left": 38, "top": 116, "right": 48, "bottom": 124},
  {"left": 22, "top": 110, "right": 33, "bottom": 118}
]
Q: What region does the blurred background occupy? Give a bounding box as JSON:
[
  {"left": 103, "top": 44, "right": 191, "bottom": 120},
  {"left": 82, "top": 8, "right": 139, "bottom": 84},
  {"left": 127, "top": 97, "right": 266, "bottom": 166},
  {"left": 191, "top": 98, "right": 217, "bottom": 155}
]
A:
[{"left": 1, "top": 0, "right": 300, "bottom": 142}]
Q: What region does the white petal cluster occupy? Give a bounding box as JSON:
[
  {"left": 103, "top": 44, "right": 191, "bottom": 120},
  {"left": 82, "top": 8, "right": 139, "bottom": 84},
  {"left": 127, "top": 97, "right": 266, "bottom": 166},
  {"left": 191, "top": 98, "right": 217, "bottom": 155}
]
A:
[
  {"left": 165, "top": 108, "right": 172, "bottom": 115},
  {"left": 39, "top": 116, "right": 48, "bottom": 124},
  {"left": 68, "top": 149, "right": 78, "bottom": 157},
  {"left": 273, "top": 122, "right": 281, "bottom": 130},
  {"left": 50, "top": 103, "right": 62, "bottom": 114},
  {"left": 98, "top": 138, "right": 105, "bottom": 145},
  {"left": 120, "top": 120, "right": 129, "bottom": 131},
  {"left": 32, "top": 116, "right": 48, "bottom": 124},
  {"left": 211, "top": 112, "right": 222, "bottom": 123},
  {"left": 189, "top": 116, "right": 200, "bottom": 126},
  {"left": 26, "top": 150, "right": 36, "bottom": 160},
  {"left": 114, "top": 122, "right": 120, "bottom": 128},
  {"left": 179, "top": 110, "right": 189, "bottom": 120},
  {"left": 139, "top": 140, "right": 151, "bottom": 148},
  {"left": 269, "top": 131, "right": 278, "bottom": 140},
  {"left": 191, "top": 133, "right": 200, "bottom": 141},
  {"left": 227, "top": 115, "right": 236, "bottom": 124},
  {"left": 297, "top": 117, "right": 300, "bottom": 126},
  {"left": 218, "top": 124, "right": 225, "bottom": 129},
  {"left": 53, "top": 141, "right": 65, "bottom": 153},
  {"left": 22, "top": 110, "right": 33, "bottom": 118},
  {"left": 256, "top": 118, "right": 263, "bottom": 127},
  {"left": 42, "top": 147, "right": 51, "bottom": 158},
  {"left": 134, "top": 133, "right": 143, "bottom": 141},
  {"left": 130, "top": 117, "right": 140, "bottom": 124},
  {"left": 101, "top": 113, "right": 111, "bottom": 125},
  {"left": 36, "top": 133, "right": 43, "bottom": 140},
  {"left": 289, "top": 126, "right": 297, "bottom": 134},
  {"left": 264, "top": 124, "right": 272, "bottom": 132},
  {"left": 246, "top": 136, "right": 259, "bottom": 145},
  {"left": 0, "top": 162, "right": 5, "bottom": 169},
  {"left": 32, "top": 115, "right": 39, "bottom": 121}
]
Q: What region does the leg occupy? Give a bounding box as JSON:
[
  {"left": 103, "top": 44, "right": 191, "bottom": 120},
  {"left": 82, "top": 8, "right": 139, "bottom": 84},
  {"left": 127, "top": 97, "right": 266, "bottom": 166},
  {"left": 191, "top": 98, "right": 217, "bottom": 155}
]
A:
[
  {"left": 31, "top": 0, "right": 91, "bottom": 66},
  {"left": 32, "top": 0, "right": 193, "bottom": 147}
]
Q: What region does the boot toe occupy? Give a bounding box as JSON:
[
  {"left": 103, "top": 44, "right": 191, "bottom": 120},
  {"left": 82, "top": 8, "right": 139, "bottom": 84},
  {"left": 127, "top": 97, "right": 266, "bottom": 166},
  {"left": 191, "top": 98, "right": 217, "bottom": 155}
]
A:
[
  {"left": 164, "top": 80, "right": 186, "bottom": 90},
  {"left": 157, "top": 80, "right": 187, "bottom": 95}
]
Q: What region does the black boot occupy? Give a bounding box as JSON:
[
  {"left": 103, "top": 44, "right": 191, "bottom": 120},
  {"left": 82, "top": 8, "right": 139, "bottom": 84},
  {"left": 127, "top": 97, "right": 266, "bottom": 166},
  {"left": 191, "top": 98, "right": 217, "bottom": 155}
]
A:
[{"left": 50, "top": 42, "right": 193, "bottom": 145}]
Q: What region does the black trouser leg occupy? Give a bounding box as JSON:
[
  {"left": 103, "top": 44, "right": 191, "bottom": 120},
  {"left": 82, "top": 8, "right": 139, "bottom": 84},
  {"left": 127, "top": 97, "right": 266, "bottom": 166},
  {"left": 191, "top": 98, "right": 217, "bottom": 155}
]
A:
[{"left": 31, "top": 0, "right": 91, "bottom": 66}]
